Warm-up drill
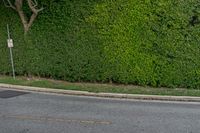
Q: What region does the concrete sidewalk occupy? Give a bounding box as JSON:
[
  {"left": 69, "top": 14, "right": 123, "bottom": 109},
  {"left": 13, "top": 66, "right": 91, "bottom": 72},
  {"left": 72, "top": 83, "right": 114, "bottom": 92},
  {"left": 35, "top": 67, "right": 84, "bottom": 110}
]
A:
[{"left": 0, "top": 83, "right": 200, "bottom": 102}]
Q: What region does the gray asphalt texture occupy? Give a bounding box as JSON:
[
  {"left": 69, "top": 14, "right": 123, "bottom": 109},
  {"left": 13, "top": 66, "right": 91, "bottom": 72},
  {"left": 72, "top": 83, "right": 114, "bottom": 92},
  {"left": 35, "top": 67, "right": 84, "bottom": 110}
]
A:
[{"left": 0, "top": 88, "right": 200, "bottom": 133}]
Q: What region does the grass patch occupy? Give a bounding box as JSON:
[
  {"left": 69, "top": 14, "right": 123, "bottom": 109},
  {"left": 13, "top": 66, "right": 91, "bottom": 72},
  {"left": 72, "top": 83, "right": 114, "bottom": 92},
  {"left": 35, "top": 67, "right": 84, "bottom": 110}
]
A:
[{"left": 0, "top": 76, "right": 200, "bottom": 97}]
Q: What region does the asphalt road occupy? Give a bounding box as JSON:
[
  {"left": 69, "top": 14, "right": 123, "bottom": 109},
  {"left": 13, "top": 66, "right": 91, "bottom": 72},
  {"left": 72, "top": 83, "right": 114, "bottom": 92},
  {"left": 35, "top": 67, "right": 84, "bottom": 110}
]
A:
[{"left": 0, "top": 88, "right": 200, "bottom": 133}]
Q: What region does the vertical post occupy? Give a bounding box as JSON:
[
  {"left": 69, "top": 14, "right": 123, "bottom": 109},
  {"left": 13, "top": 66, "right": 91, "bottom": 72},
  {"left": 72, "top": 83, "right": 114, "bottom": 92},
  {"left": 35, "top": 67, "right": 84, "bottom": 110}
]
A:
[{"left": 7, "top": 24, "right": 16, "bottom": 79}]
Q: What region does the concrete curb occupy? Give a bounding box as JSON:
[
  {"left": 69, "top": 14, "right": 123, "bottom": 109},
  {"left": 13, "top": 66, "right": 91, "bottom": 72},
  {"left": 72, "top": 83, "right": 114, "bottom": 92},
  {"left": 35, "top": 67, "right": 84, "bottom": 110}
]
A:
[{"left": 0, "top": 83, "right": 200, "bottom": 102}]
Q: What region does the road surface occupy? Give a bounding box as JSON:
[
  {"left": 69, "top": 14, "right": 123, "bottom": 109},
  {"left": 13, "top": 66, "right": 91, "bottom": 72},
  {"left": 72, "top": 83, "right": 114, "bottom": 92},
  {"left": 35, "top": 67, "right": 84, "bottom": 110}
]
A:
[{"left": 0, "top": 87, "right": 200, "bottom": 133}]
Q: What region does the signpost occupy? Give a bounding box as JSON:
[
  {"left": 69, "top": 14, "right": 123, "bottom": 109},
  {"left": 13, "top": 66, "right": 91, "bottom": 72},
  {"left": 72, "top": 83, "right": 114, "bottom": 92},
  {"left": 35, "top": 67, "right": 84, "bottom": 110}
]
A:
[{"left": 7, "top": 24, "right": 15, "bottom": 79}]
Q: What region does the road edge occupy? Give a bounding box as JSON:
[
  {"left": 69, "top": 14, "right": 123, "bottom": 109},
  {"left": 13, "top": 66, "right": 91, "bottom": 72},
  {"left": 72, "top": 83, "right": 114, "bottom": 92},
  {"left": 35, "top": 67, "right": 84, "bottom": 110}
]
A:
[{"left": 0, "top": 83, "right": 200, "bottom": 102}]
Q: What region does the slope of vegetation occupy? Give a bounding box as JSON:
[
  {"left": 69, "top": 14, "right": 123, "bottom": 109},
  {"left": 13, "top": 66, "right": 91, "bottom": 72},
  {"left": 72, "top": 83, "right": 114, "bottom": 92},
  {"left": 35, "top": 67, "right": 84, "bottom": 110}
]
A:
[{"left": 0, "top": 0, "right": 200, "bottom": 88}]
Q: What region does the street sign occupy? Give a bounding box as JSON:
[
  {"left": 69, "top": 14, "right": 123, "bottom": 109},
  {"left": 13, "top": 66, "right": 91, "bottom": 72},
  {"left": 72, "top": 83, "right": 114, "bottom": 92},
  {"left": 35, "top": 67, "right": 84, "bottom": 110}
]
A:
[
  {"left": 7, "top": 24, "right": 15, "bottom": 79},
  {"left": 7, "top": 39, "right": 14, "bottom": 48}
]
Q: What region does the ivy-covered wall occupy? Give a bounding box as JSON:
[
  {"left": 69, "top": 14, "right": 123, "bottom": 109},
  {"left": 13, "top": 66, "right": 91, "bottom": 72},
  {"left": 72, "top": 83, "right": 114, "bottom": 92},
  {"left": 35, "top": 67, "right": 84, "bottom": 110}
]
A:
[{"left": 1, "top": 0, "right": 200, "bottom": 88}]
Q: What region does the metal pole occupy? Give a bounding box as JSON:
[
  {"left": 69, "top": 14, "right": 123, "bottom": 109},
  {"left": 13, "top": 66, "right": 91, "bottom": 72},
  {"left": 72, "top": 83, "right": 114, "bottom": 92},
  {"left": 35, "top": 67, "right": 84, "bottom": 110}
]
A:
[
  {"left": 7, "top": 24, "right": 10, "bottom": 39},
  {"left": 7, "top": 24, "right": 16, "bottom": 79}
]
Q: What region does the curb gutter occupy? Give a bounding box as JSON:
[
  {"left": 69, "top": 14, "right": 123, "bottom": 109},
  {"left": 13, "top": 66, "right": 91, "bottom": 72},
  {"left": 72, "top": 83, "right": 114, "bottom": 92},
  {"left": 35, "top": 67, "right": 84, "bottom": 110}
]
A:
[{"left": 0, "top": 83, "right": 200, "bottom": 102}]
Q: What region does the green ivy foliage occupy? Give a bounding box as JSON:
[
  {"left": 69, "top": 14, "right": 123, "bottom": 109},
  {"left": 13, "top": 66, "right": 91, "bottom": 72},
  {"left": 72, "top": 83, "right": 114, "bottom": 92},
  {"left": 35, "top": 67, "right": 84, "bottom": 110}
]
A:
[{"left": 0, "top": 0, "right": 200, "bottom": 88}]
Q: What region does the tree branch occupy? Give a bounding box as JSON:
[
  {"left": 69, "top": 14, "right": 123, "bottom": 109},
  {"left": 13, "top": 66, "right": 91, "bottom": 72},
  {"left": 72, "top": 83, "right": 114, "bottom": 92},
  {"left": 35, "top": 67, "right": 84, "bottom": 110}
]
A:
[
  {"left": 3, "top": 0, "right": 16, "bottom": 10},
  {"left": 27, "top": 0, "right": 43, "bottom": 14},
  {"left": 3, "top": 0, "right": 43, "bottom": 33}
]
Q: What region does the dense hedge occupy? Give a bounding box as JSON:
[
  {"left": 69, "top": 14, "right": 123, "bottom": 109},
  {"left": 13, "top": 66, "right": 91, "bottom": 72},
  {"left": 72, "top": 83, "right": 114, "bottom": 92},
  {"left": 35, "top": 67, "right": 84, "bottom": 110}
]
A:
[{"left": 1, "top": 0, "right": 200, "bottom": 88}]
